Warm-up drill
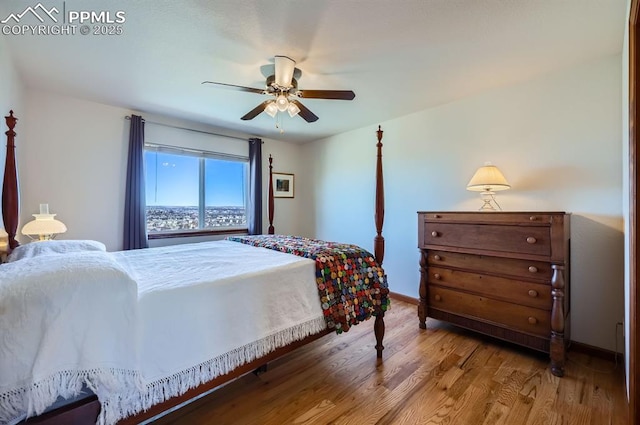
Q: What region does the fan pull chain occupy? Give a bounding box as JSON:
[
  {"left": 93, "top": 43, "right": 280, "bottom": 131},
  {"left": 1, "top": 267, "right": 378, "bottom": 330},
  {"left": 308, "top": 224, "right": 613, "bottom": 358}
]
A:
[{"left": 275, "top": 113, "right": 285, "bottom": 134}]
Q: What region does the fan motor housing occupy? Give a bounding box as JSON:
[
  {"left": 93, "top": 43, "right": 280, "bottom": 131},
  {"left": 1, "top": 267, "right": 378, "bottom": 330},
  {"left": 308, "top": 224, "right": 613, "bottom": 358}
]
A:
[{"left": 266, "top": 75, "right": 297, "bottom": 91}]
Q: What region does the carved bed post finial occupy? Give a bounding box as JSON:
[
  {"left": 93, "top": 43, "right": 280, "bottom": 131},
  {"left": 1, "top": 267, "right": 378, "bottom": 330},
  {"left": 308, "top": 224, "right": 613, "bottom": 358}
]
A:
[
  {"left": 374, "top": 125, "right": 385, "bottom": 358},
  {"left": 268, "top": 154, "right": 275, "bottom": 235},
  {"left": 2, "top": 110, "right": 19, "bottom": 250}
]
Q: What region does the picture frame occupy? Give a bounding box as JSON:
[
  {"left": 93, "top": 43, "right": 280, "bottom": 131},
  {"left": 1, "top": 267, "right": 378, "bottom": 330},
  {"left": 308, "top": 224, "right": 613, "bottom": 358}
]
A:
[{"left": 273, "top": 172, "right": 294, "bottom": 198}]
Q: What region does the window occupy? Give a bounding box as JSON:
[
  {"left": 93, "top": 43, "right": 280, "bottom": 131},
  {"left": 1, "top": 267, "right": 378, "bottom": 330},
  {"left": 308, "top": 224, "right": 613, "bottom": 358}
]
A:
[{"left": 144, "top": 145, "right": 248, "bottom": 234}]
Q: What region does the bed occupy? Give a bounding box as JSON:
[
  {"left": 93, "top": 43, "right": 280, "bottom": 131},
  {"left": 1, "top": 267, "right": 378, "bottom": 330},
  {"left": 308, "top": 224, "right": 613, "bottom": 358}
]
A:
[{"left": 0, "top": 111, "right": 390, "bottom": 425}]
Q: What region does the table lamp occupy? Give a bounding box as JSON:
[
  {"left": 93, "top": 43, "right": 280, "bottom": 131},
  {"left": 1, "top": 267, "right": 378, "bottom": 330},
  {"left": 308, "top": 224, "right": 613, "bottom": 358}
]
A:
[{"left": 466, "top": 162, "right": 511, "bottom": 211}]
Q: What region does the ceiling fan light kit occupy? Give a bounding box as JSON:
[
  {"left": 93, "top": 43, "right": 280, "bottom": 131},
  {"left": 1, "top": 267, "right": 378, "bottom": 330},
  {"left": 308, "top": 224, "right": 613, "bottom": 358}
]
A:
[
  {"left": 287, "top": 102, "right": 300, "bottom": 117},
  {"left": 265, "top": 102, "right": 278, "bottom": 117},
  {"left": 276, "top": 94, "right": 290, "bottom": 111},
  {"left": 202, "top": 55, "right": 356, "bottom": 126}
]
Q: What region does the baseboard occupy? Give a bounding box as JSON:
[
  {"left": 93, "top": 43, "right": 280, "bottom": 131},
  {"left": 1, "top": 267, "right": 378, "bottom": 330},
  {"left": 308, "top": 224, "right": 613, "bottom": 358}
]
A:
[
  {"left": 388, "top": 292, "right": 419, "bottom": 305},
  {"left": 569, "top": 340, "right": 622, "bottom": 363},
  {"left": 389, "top": 292, "right": 622, "bottom": 364}
]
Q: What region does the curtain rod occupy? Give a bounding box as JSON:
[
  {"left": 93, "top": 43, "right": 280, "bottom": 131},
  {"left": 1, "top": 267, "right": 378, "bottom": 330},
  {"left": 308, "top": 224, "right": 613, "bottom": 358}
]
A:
[{"left": 124, "top": 115, "right": 261, "bottom": 142}]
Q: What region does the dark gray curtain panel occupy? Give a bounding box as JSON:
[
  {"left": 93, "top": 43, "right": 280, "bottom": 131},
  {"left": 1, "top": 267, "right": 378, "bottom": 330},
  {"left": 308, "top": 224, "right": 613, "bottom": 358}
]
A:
[
  {"left": 248, "top": 138, "right": 262, "bottom": 235},
  {"left": 123, "top": 115, "right": 148, "bottom": 250}
]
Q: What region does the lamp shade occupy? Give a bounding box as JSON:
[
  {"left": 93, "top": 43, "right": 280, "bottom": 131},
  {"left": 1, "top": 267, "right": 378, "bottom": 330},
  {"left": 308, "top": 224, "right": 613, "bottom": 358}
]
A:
[
  {"left": 287, "top": 102, "right": 300, "bottom": 117},
  {"left": 21, "top": 204, "right": 67, "bottom": 240},
  {"left": 265, "top": 102, "right": 278, "bottom": 117},
  {"left": 466, "top": 164, "right": 511, "bottom": 192},
  {"left": 275, "top": 94, "right": 289, "bottom": 112},
  {"left": 0, "top": 228, "right": 7, "bottom": 252}
]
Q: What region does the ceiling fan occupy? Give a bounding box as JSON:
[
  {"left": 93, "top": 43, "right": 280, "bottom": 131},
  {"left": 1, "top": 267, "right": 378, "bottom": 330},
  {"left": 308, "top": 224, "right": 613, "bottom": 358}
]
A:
[{"left": 202, "top": 56, "right": 355, "bottom": 123}]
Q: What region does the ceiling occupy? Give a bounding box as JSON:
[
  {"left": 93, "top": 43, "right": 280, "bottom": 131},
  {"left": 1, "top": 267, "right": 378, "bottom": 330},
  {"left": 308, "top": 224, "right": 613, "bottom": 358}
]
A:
[{"left": 0, "top": 0, "right": 627, "bottom": 143}]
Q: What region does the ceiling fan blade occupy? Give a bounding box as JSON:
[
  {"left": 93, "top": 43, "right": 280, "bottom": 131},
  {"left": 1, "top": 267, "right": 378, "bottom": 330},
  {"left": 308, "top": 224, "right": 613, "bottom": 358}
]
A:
[
  {"left": 241, "top": 100, "right": 271, "bottom": 120},
  {"left": 202, "top": 81, "right": 266, "bottom": 95},
  {"left": 290, "top": 99, "right": 318, "bottom": 123},
  {"left": 274, "top": 55, "right": 296, "bottom": 88},
  {"left": 295, "top": 89, "right": 356, "bottom": 100}
]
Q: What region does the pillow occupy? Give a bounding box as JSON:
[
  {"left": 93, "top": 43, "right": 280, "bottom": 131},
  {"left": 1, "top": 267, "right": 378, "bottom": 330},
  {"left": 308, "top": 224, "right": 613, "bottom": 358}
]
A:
[{"left": 6, "top": 240, "right": 107, "bottom": 263}]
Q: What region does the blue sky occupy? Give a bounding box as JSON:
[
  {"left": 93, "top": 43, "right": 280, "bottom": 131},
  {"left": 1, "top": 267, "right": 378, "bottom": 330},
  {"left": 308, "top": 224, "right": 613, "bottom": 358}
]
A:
[{"left": 145, "top": 152, "right": 246, "bottom": 207}]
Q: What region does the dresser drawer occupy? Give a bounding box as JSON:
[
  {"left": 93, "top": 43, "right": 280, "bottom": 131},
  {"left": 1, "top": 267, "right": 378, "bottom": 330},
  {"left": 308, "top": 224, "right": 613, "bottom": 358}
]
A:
[
  {"left": 422, "top": 212, "right": 558, "bottom": 225},
  {"left": 428, "top": 267, "right": 551, "bottom": 310},
  {"left": 427, "top": 250, "right": 552, "bottom": 282},
  {"left": 423, "top": 223, "right": 551, "bottom": 256},
  {"left": 428, "top": 286, "right": 551, "bottom": 338}
]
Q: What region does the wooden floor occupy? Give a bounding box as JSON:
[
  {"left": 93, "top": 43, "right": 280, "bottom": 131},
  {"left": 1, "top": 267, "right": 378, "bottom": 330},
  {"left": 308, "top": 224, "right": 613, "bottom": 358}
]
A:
[{"left": 153, "top": 300, "right": 628, "bottom": 425}]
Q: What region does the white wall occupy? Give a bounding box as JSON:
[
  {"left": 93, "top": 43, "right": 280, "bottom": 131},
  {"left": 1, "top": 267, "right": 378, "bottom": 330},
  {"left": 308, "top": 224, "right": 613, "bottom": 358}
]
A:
[
  {"left": 19, "top": 90, "right": 130, "bottom": 250},
  {"left": 302, "top": 55, "right": 624, "bottom": 352},
  {"left": 19, "top": 89, "right": 305, "bottom": 251},
  {"left": 0, "top": 36, "right": 24, "bottom": 225},
  {"left": 263, "top": 137, "right": 306, "bottom": 236}
]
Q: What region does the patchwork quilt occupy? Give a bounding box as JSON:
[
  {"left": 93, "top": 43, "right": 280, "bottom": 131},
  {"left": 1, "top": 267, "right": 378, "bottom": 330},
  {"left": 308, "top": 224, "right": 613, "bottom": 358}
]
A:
[{"left": 227, "top": 235, "right": 390, "bottom": 333}]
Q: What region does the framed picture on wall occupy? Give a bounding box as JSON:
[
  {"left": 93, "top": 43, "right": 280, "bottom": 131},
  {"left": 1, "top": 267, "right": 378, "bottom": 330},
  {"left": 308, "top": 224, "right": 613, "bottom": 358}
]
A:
[{"left": 273, "top": 172, "right": 294, "bottom": 198}]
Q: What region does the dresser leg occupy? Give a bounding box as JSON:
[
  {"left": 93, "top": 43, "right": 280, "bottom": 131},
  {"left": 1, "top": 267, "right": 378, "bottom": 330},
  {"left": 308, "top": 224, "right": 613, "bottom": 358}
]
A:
[
  {"left": 550, "top": 332, "right": 565, "bottom": 377},
  {"left": 550, "top": 264, "right": 566, "bottom": 377},
  {"left": 418, "top": 307, "right": 427, "bottom": 329},
  {"left": 419, "top": 250, "right": 428, "bottom": 329}
]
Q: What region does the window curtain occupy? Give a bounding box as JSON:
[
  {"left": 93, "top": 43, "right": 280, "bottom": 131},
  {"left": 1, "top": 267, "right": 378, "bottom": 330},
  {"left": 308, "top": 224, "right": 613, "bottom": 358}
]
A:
[
  {"left": 248, "top": 138, "right": 262, "bottom": 235},
  {"left": 123, "top": 115, "right": 148, "bottom": 250}
]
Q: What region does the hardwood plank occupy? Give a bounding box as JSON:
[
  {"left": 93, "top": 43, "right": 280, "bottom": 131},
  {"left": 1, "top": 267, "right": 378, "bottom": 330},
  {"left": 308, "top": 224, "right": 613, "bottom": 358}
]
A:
[{"left": 152, "top": 300, "right": 627, "bottom": 425}]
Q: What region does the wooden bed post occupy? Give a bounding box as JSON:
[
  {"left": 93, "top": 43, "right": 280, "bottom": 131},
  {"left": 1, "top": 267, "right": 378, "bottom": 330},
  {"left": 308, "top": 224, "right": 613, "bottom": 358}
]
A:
[
  {"left": 2, "top": 110, "right": 19, "bottom": 250},
  {"left": 374, "top": 126, "right": 385, "bottom": 265},
  {"left": 268, "top": 154, "right": 275, "bottom": 235},
  {"left": 374, "top": 125, "right": 385, "bottom": 358}
]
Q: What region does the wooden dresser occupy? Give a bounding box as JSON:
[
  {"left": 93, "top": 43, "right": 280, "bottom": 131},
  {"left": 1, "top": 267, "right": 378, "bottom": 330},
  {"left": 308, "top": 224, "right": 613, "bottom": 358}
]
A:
[{"left": 418, "top": 211, "right": 570, "bottom": 376}]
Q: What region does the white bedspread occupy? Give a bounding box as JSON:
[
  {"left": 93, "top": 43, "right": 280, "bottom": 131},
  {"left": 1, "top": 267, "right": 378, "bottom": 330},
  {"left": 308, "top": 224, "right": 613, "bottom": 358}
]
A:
[
  {"left": 0, "top": 240, "right": 325, "bottom": 424},
  {"left": 0, "top": 251, "right": 140, "bottom": 424}
]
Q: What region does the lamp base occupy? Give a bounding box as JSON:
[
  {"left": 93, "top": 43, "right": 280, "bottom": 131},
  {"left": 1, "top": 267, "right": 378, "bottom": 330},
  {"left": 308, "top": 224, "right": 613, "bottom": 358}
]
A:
[
  {"left": 25, "top": 234, "right": 59, "bottom": 242},
  {"left": 478, "top": 191, "right": 502, "bottom": 211}
]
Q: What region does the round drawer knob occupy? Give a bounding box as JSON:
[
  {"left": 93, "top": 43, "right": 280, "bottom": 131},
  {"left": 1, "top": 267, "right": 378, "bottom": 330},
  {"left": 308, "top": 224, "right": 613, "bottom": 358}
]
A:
[
  {"left": 434, "top": 294, "right": 442, "bottom": 301},
  {"left": 526, "top": 237, "right": 537, "bottom": 244},
  {"left": 528, "top": 266, "right": 538, "bottom": 273},
  {"left": 433, "top": 214, "right": 440, "bottom": 218},
  {"left": 434, "top": 273, "right": 441, "bottom": 280},
  {"left": 529, "top": 216, "right": 538, "bottom": 221},
  {"left": 528, "top": 317, "right": 538, "bottom": 325},
  {"left": 433, "top": 255, "right": 441, "bottom": 261},
  {"left": 431, "top": 231, "right": 439, "bottom": 237},
  {"left": 528, "top": 290, "right": 538, "bottom": 298}
]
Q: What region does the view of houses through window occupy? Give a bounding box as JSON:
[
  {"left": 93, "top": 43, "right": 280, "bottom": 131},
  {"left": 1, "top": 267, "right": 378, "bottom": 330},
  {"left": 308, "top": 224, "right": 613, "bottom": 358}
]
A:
[{"left": 144, "top": 147, "right": 248, "bottom": 233}]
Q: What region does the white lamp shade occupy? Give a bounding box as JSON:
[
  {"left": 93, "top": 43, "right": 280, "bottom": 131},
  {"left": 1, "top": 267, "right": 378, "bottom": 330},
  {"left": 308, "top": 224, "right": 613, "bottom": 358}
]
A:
[
  {"left": 265, "top": 102, "right": 278, "bottom": 117},
  {"left": 275, "top": 94, "right": 289, "bottom": 112},
  {"left": 0, "top": 227, "right": 7, "bottom": 252},
  {"left": 22, "top": 215, "right": 67, "bottom": 238},
  {"left": 467, "top": 164, "right": 511, "bottom": 192},
  {"left": 287, "top": 102, "right": 300, "bottom": 117}
]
